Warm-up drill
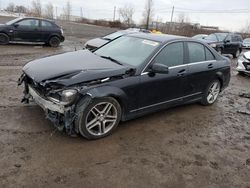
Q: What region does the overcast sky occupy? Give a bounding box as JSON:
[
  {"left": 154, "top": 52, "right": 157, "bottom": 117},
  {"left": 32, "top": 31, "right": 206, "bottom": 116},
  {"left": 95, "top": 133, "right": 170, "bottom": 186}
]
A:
[{"left": 1, "top": 0, "right": 250, "bottom": 31}]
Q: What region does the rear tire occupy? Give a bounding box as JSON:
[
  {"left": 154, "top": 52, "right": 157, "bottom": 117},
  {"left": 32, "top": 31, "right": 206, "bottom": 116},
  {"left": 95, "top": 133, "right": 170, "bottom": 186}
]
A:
[
  {"left": 75, "top": 97, "right": 122, "bottom": 140},
  {"left": 0, "top": 33, "right": 9, "bottom": 45},
  {"left": 201, "top": 79, "right": 221, "bottom": 106},
  {"left": 48, "top": 36, "right": 60, "bottom": 47}
]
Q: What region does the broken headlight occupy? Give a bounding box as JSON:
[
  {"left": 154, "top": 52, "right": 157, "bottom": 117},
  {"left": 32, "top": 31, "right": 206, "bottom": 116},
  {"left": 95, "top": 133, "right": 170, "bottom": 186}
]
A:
[
  {"left": 61, "top": 89, "right": 78, "bottom": 104},
  {"left": 48, "top": 89, "right": 78, "bottom": 105}
]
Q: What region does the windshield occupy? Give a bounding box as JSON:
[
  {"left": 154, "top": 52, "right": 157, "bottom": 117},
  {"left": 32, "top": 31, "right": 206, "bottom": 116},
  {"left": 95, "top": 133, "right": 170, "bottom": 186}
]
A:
[
  {"left": 216, "top": 33, "right": 228, "bottom": 41},
  {"left": 6, "top": 17, "right": 23, "bottom": 25},
  {"left": 205, "top": 34, "right": 218, "bottom": 41},
  {"left": 95, "top": 36, "right": 160, "bottom": 66},
  {"left": 205, "top": 33, "right": 228, "bottom": 42},
  {"left": 103, "top": 31, "right": 127, "bottom": 40}
]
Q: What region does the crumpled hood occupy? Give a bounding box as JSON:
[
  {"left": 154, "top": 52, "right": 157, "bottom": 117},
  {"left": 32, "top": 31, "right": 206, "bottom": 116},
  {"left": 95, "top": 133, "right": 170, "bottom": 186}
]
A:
[
  {"left": 23, "top": 50, "right": 131, "bottom": 86},
  {"left": 85, "top": 38, "right": 109, "bottom": 48}
]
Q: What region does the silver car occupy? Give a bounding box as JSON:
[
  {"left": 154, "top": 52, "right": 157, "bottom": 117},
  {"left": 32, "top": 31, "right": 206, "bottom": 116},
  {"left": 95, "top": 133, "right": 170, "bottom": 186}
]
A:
[
  {"left": 237, "top": 51, "right": 250, "bottom": 75},
  {"left": 243, "top": 38, "right": 250, "bottom": 48}
]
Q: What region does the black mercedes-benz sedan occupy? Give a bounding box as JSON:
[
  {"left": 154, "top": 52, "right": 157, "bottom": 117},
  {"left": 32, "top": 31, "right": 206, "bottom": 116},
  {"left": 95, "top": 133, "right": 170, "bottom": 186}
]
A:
[
  {"left": 0, "top": 17, "right": 64, "bottom": 47},
  {"left": 18, "top": 33, "right": 231, "bottom": 139}
]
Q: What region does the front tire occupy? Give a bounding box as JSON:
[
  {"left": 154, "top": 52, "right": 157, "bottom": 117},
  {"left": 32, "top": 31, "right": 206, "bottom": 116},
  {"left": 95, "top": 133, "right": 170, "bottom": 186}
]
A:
[
  {"left": 201, "top": 80, "right": 221, "bottom": 106},
  {"left": 48, "top": 36, "right": 60, "bottom": 47},
  {"left": 0, "top": 33, "right": 9, "bottom": 45},
  {"left": 75, "top": 97, "right": 122, "bottom": 140}
]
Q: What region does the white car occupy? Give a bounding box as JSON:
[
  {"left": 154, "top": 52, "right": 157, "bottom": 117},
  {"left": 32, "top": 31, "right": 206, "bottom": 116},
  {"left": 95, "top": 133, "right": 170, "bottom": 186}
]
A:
[
  {"left": 237, "top": 51, "right": 250, "bottom": 75},
  {"left": 243, "top": 38, "right": 250, "bottom": 48}
]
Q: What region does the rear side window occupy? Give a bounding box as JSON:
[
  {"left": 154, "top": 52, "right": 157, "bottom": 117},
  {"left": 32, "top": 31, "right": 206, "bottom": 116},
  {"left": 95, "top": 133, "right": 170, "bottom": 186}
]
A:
[
  {"left": 187, "top": 42, "right": 205, "bottom": 63},
  {"left": 205, "top": 47, "right": 215, "bottom": 61},
  {"left": 154, "top": 42, "right": 184, "bottom": 67},
  {"left": 41, "top": 21, "right": 53, "bottom": 27}
]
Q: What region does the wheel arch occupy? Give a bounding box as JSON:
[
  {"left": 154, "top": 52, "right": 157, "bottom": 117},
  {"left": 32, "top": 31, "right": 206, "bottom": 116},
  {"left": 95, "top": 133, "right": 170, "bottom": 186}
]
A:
[
  {"left": 215, "top": 71, "right": 224, "bottom": 91},
  {"left": 81, "top": 86, "right": 129, "bottom": 120},
  {"left": 0, "top": 32, "right": 10, "bottom": 39},
  {"left": 47, "top": 33, "right": 61, "bottom": 42}
]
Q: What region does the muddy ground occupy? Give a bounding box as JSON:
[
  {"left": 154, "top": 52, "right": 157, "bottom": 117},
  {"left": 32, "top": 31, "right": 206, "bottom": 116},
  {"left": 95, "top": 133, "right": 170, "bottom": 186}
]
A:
[{"left": 0, "top": 16, "right": 249, "bottom": 188}]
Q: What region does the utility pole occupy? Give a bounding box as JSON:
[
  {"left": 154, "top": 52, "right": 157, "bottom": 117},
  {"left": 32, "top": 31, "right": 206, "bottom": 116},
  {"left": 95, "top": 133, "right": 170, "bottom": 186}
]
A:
[
  {"left": 168, "top": 6, "right": 175, "bottom": 33},
  {"left": 80, "top": 7, "right": 83, "bottom": 18},
  {"left": 113, "top": 6, "right": 116, "bottom": 21},
  {"left": 56, "top": 6, "right": 58, "bottom": 20}
]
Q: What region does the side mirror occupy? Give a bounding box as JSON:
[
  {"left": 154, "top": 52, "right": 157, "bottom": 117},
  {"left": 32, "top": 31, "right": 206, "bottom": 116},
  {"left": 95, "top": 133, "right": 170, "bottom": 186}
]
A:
[
  {"left": 224, "top": 39, "right": 230, "bottom": 43},
  {"left": 13, "top": 23, "right": 19, "bottom": 28},
  {"left": 150, "top": 63, "right": 169, "bottom": 74}
]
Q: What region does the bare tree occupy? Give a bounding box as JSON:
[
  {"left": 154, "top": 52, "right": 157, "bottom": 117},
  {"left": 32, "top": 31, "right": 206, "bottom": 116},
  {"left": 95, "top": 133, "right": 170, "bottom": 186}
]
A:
[
  {"left": 242, "top": 20, "right": 250, "bottom": 33},
  {"left": 63, "top": 1, "right": 72, "bottom": 21},
  {"left": 44, "top": 3, "right": 54, "bottom": 19},
  {"left": 31, "top": 0, "right": 42, "bottom": 17},
  {"left": 15, "top": 5, "right": 27, "bottom": 13},
  {"left": 142, "top": 0, "right": 154, "bottom": 29},
  {"left": 118, "top": 4, "right": 134, "bottom": 26},
  {"left": 6, "top": 3, "right": 15, "bottom": 12},
  {"left": 177, "top": 13, "right": 190, "bottom": 23}
]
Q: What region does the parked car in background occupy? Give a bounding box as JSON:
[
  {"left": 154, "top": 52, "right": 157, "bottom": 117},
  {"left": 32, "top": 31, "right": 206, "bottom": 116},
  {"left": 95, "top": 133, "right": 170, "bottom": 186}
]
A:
[
  {"left": 203, "top": 33, "right": 242, "bottom": 58},
  {"left": 192, "top": 34, "right": 208, "bottom": 40},
  {"left": 237, "top": 51, "right": 250, "bottom": 75},
  {"left": 242, "top": 38, "right": 250, "bottom": 48},
  {"left": 19, "top": 33, "right": 231, "bottom": 139},
  {"left": 84, "top": 28, "right": 150, "bottom": 51},
  {"left": 0, "top": 17, "right": 64, "bottom": 47}
]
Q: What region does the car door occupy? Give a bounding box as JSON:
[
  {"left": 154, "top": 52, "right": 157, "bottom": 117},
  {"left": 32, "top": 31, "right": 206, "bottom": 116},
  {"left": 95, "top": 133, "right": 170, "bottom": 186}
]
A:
[
  {"left": 185, "top": 42, "right": 217, "bottom": 100},
  {"left": 13, "top": 19, "right": 42, "bottom": 42},
  {"left": 136, "top": 42, "right": 188, "bottom": 111},
  {"left": 223, "top": 35, "right": 235, "bottom": 54},
  {"left": 40, "top": 20, "right": 55, "bottom": 42}
]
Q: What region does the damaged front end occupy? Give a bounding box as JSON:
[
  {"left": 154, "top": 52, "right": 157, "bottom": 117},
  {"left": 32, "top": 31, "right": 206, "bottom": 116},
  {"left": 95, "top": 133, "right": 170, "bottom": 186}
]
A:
[
  {"left": 18, "top": 67, "right": 135, "bottom": 136},
  {"left": 18, "top": 73, "right": 91, "bottom": 136}
]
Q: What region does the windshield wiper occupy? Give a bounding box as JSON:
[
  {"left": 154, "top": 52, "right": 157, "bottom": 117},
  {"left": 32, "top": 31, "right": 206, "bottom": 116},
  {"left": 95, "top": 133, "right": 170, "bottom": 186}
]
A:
[{"left": 100, "top": 55, "right": 123, "bottom": 65}]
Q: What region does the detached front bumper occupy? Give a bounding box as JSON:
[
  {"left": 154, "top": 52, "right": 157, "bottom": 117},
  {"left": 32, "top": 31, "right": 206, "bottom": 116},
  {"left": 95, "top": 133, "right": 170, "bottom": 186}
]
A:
[
  {"left": 28, "top": 85, "right": 65, "bottom": 114},
  {"left": 27, "top": 85, "right": 77, "bottom": 133}
]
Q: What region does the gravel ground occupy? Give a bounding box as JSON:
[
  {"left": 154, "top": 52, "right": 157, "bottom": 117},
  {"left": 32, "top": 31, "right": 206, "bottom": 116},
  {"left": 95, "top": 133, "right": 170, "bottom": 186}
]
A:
[{"left": 0, "top": 16, "right": 250, "bottom": 188}]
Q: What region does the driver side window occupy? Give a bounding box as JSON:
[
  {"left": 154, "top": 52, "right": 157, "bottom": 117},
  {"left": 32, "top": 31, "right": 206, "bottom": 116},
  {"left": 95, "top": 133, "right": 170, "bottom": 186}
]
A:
[
  {"left": 17, "top": 19, "right": 39, "bottom": 27},
  {"left": 154, "top": 42, "right": 184, "bottom": 67}
]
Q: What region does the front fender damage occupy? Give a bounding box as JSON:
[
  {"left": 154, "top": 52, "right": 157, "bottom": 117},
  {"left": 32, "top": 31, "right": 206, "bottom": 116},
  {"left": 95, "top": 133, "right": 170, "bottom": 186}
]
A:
[
  {"left": 18, "top": 67, "right": 135, "bottom": 137},
  {"left": 18, "top": 74, "right": 93, "bottom": 137}
]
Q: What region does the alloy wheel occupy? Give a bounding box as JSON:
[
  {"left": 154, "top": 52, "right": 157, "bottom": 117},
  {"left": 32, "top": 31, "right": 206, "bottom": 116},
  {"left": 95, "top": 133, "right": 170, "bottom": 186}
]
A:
[
  {"left": 207, "top": 81, "right": 220, "bottom": 104},
  {"left": 85, "top": 102, "right": 118, "bottom": 136}
]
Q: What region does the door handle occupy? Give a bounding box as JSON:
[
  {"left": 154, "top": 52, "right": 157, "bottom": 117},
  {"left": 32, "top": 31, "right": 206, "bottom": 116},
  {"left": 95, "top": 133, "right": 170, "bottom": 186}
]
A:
[
  {"left": 177, "top": 69, "right": 186, "bottom": 76},
  {"left": 208, "top": 63, "right": 213, "bottom": 69}
]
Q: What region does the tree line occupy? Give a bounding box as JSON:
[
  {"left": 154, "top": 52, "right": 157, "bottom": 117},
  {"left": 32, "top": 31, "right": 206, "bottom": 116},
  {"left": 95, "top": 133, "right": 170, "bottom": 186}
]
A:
[{"left": 5, "top": 0, "right": 71, "bottom": 20}]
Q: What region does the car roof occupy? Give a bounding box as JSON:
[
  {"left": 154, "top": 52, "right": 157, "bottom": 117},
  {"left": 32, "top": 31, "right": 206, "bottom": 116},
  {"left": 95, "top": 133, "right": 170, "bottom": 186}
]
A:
[
  {"left": 127, "top": 33, "right": 186, "bottom": 43},
  {"left": 19, "top": 17, "right": 55, "bottom": 23}
]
